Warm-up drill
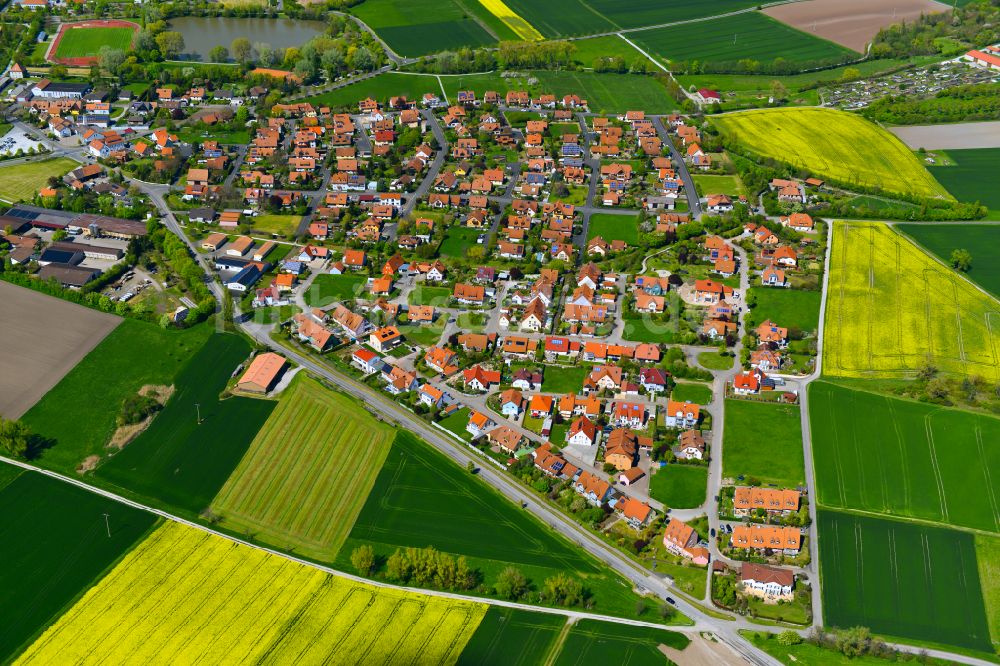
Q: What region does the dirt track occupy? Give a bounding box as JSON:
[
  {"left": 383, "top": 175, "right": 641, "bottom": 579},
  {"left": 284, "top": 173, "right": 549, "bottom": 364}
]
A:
[
  {"left": 0, "top": 282, "right": 119, "bottom": 418},
  {"left": 764, "top": 0, "right": 951, "bottom": 52}
]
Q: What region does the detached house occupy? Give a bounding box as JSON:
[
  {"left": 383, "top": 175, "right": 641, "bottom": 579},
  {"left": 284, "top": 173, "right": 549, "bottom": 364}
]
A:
[
  {"left": 567, "top": 416, "right": 597, "bottom": 447},
  {"left": 574, "top": 471, "right": 612, "bottom": 506},
  {"left": 663, "top": 518, "right": 709, "bottom": 565},
  {"left": 664, "top": 400, "right": 699, "bottom": 428}
]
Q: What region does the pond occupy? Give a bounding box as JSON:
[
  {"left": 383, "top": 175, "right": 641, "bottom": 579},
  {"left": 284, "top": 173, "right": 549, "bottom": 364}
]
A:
[{"left": 169, "top": 17, "right": 326, "bottom": 61}]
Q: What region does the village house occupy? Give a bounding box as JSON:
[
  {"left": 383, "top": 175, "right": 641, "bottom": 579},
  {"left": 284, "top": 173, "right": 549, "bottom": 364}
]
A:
[
  {"left": 463, "top": 365, "right": 501, "bottom": 392},
  {"left": 730, "top": 525, "right": 802, "bottom": 555},
  {"left": 673, "top": 430, "right": 706, "bottom": 460},
  {"left": 567, "top": 416, "right": 598, "bottom": 447},
  {"left": 573, "top": 471, "right": 612, "bottom": 506},
  {"left": 487, "top": 426, "right": 524, "bottom": 454},
  {"left": 664, "top": 400, "right": 699, "bottom": 428},
  {"left": 352, "top": 348, "right": 384, "bottom": 375},
  {"left": 740, "top": 563, "right": 795, "bottom": 602},
  {"left": 733, "top": 487, "right": 801, "bottom": 517},
  {"left": 616, "top": 497, "right": 653, "bottom": 530},
  {"left": 466, "top": 410, "right": 496, "bottom": 438},
  {"left": 663, "top": 518, "right": 710, "bottom": 565},
  {"left": 419, "top": 384, "right": 448, "bottom": 409}
]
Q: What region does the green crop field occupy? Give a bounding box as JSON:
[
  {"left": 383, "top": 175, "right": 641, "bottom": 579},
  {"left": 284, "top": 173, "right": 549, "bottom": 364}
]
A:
[
  {"left": 899, "top": 223, "right": 1000, "bottom": 300},
  {"left": 303, "top": 273, "right": 367, "bottom": 307},
  {"left": 633, "top": 13, "right": 856, "bottom": 68},
  {"left": 570, "top": 35, "right": 644, "bottom": 67},
  {"left": 587, "top": 213, "right": 639, "bottom": 244},
  {"left": 648, "top": 464, "right": 707, "bottom": 509},
  {"left": 747, "top": 287, "right": 822, "bottom": 332},
  {"left": 0, "top": 469, "right": 157, "bottom": 661},
  {"left": 553, "top": 619, "right": 689, "bottom": 665},
  {"left": 824, "top": 222, "right": 1000, "bottom": 380},
  {"left": 693, "top": 174, "right": 745, "bottom": 197},
  {"left": 22, "top": 319, "right": 213, "bottom": 476},
  {"left": 500, "top": 0, "right": 612, "bottom": 37},
  {"left": 0, "top": 158, "right": 77, "bottom": 203},
  {"left": 587, "top": 0, "right": 761, "bottom": 30},
  {"left": 928, "top": 148, "right": 1000, "bottom": 217},
  {"left": 97, "top": 334, "right": 275, "bottom": 515},
  {"left": 352, "top": 0, "right": 494, "bottom": 56},
  {"left": 439, "top": 226, "right": 481, "bottom": 257},
  {"left": 304, "top": 73, "right": 442, "bottom": 109},
  {"left": 712, "top": 109, "right": 950, "bottom": 200},
  {"left": 723, "top": 399, "right": 804, "bottom": 488},
  {"left": 809, "top": 381, "right": 1000, "bottom": 533},
  {"left": 457, "top": 607, "right": 565, "bottom": 665},
  {"left": 53, "top": 26, "right": 134, "bottom": 58},
  {"left": 976, "top": 535, "right": 1000, "bottom": 645},
  {"left": 211, "top": 375, "right": 394, "bottom": 561},
  {"left": 670, "top": 382, "right": 712, "bottom": 405},
  {"left": 819, "top": 509, "right": 992, "bottom": 652}
]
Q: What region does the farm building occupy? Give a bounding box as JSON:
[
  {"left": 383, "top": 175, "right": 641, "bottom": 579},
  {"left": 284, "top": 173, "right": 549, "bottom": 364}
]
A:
[{"left": 237, "top": 353, "right": 288, "bottom": 394}]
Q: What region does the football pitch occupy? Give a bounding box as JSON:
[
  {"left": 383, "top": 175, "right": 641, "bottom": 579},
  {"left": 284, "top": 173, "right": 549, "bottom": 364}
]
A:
[{"left": 53, "top": 26, "right": 134, "bottom": 58}]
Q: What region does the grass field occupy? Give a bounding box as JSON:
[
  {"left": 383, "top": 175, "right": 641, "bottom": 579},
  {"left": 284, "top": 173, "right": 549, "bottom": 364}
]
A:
[
  {"left": 899, "top": 223, "right": 1000, "bottom": 300},
  {"left": 352, "top": 0, "right": 494, "bottom": 56},
  {"left": 928, "top": 148, "right": 1000, "bottom": 217},
  {"left": 53, "top": 26, "right": 134, "bottom": 58},
  {"left": 22, "top": 319, "right": 213, "bottom": 476},
  {"left": 745, "top": 629, "right": 956, "bottom": 665},
  {"left": 500, "top": 0, "right": 612, "bottom": 37},
  {"left": 457, "top": 607, "right": 565, "bottom": 665},
  {"left": 305, "top": 72, "right": 442, "bottom": 109},
  {"left": 18, "top": 521, "right": 486, "bottom": 664},
  {"left": 570, "top": 35, "right": 644, "bottom": 66},
  {"left": 648, "top": 464, "right": 707, "bottom": 509},
  {"left": 723, "top": 399, "right": 804, "bottom": 488},
  {"left": 693, "top": 173, "right": 745, "bottom": 197},
  {"left": 698, "top": 351, "right": 733, "bottom": 370},
  {"left": 0, "top": 158, "right": 77, "bottom": 203},
  {"left": 303, "top": 273, "right": 367, "bottom": 307},
  {"left": 247, "top": 214, "right": 301, "bottom": 236},
  {"left": 540, "top": 364, "right": 588, "bottom": 394},
  {"left": 809, "top": 380, "right": 1000, "bottom": 533},
  {"left": 439, "top": 225, "right": 482, "bottom": 257},
  {"left": 670, "top": 382, "right": 712, "bottom": 405},
  {"left": 553, "top": 619, "right": 689, "bottom": 665},
  {"left": 818, "top": 509, "right": 992, "bottom": 652},
  {"left": 587, "top": 213, "right": 639, "bottom": 244},
  {"left": 211, "top": 375, "right": 394, "bottom": 561},
  {"left": 0, "top": 469, "right": 157, "bottom": 661},
  {"left": 408, "top": 285, "right": 452, "bottom": 306},
  {"left": 96, "top": 333, "right": 275, "bottom": 515},
  {"left": 587, "top": 0, "right": 761, "bottom": 30},
  {"left": 824, "top": 221, "right": 1000, "bottom": 380},
  {"left": 712, "top": 109, "right": 950, "bottom": 200},
  {"left": 975, "top": 535, "right": 1000, "bottom": 645},
  {"left": 747, "top": 287, "right": 822, "bottom": 332},
  {"left": 632, "top": 12, "right": 856, "bottom": 67}
]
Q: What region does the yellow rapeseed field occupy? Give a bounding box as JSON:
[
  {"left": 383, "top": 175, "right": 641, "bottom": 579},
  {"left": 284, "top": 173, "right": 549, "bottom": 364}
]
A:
[
  {"left": 824, "top": 221, "right": 1000, "bottom": 380},
  {"left": 17, "top": 522, "right": 486, "bottom": 665},
  {"left": 478, "top": 0, "right": 544, "bottom": 41},
  {"left": 711, "top": 108, "right": 951, "bottom": 201}
]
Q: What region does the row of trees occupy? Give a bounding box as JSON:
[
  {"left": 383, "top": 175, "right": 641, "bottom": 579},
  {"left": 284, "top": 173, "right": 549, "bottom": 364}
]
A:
[{"left": 871, "top": 0, "right": 1000, "bottom": 59}]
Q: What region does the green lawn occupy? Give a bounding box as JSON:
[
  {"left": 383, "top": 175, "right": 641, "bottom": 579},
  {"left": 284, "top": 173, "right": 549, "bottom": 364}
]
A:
[
  {"left": 0, "top": 468, "right": 158, "bottom": 661},
  {"left": 438, "top": 407, "right": 472, "bottom": 441},
  {"left": 819, "top": 509, "right": 992, "bottom": 652},
  {"left": 552, "top": 184, "right": 589, "bottom": 206},
  {"left": 648, "top": 464, "right": 707, "bottom": 509},
  {"left": 587, "top": 213, "right": 639, "bottom": 244},
  {"left": 439, "top": 226, "right": 482, "bottom": 258},
  {"left": 303, "top": 273, "right": 367, "bottom": 307},
  {"left": 747, "top": 287, "right": 822, "bottom": 333},
  {"left": 553, "top": 619, "right": 689, "bottom": 665},
  {"left": 621, "top": 315, "right": 686, "bottom": 344},
  {"left": 21, "top": 319, "right": 213, "bottom": 476},
  {"left": 53, "top": 25, "right": 135, "bottom": 58},
  {"left": 692, "top": 174, "right": 745, "bottom": 197},
  {"left": 0, "top": 158, "right": 77, "bottom": 203},
  {"left": 670, "top": 382, "right": 712, "bottom": 405},
  {"left": 96, "top": 333, "right": 276, "bottom": 515},
  {"left": 722, "top": 399, "right": 804, "bottom": 487},
  {"left": 657, "top": 560, "right": 707, "bottom": 597},
  {"left": 174, "top": 127, "right": 251, "bottom": 145},
  {"left": 927, "top": 148, "right": 1000, "bottom": 217},
  {"left": 247, "top": 214, "right": 301, "bottom": 236},
  {"left": 541, "top": 364, "right": 588, "bottom": 394},
  {"left": 457, "top": 607, "right": 565, "bottom": 666},
  {"left": 898, "top": 223, "right": 1000, "bottom": 300},
  {"left": 408, "top": 285, "right": 452, "bottom": 306},
  {"left": 456, "top": 311, "right": 486, "bottom": 332},
  {"left": 400, "top": 321, "right": 444, "bottom": 347},
  {"left": 698, "top": 351, "right": 733, "bottom": 370}
]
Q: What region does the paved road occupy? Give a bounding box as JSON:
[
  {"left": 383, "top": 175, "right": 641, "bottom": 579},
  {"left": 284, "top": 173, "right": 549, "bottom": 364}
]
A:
[{"left": 653, "top": 116, "right": 702, "bottom": 219}]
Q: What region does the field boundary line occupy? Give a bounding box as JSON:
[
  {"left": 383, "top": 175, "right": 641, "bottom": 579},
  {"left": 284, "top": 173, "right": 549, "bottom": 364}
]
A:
[
  {"left": 542, "top": 617, "right": 575, "bottom": 666},
  {"left": 816, "top": 504, "right": 998, "bottom": 537}
]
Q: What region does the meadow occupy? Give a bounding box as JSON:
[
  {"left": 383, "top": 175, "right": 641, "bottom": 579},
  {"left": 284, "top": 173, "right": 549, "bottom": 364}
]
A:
[
  {"left": 304, "top": 273, "right": 367, "bottom": 307},
  {"left": 457, "top": 607, "right": 565, "bottom": 665},
  {"left": 569, "top": 35, "right": 644, "bottom": 67},
  {"left": 499, "top": 0, "right": 612, "bottom": 37},
  {"left": 722, "top": 399, "right": 804, "bottom": 488},
  {"left": 587, "top": 0, "right": 761, "bottom": 29},
  {"left": 823, "top": 222, "right": 1000, "bottom": 380},
  {"left": 747, "top": 287, "right": 822, "bottom": 332},
  {"left": 587, "top": 213, "right": 639, "bottom": 244},
  {"left": 52, "top": 26, "right": 134, "bottom": 58},
  {"left": 632, "top": 12, "right": 856, "bottom": 67},
  {"left": 818, "top": 510, "right": 992, "bottom": 652},
  {"left": 648, "top": 464, "right": 707, "bottom": 509},
  {"left": 17, "top": 522, "right": 486, "bottom": 664},
  {"left": 351, "top": 0, "right": 494, "bottom": 56},
  {"left": 698, "top": 351, "right": 733, "bottom": 370},
  {"left": 439, "top": 225, "right": 482, "bottom": 257},
  {"left": 21, "top": 319, "right": 213, "bottom": 475},
  {"left": 97, "top": 333, "right": 275, "bottom": 515},
  {"left": 247, "top": 214, "right": 301, "bottom": 236},
  {"left": 553, "top": 619, "right": 689, "bottom": 665},
  {"left": 539, "top": 363, "right": 588, "bottom": 394},
  {"left": 408, "top": 285, "right": 452, "bottom": 306},
  {"left": 305, "top": 73, "right": 442, "bottom": 109},
  {"left": 809, "top": 381, "right": 1000, "bottom": 533},
  {"left": 670, "top": 382, "right": 712, "bottom": 405},
  {"left": 712, "top": 109, "right": 950, "bottom": 200},
  {"left": 0, "top": 158, "right": 77, "bottom": 203},
  {"left": 927, "top": 148, "right": 1000, "bottom": 216},
  {"left": 899, "top": 223, "right": 1000, "bottom": 300},
  {"left": 692, "top": 173, "right": 744, "bottom": 197},
  {"left": 0, "top": 470, "right": 157, "bottom": 661},
  {"left": 211, "top": 376, "right": 394, "bottom": 561}
]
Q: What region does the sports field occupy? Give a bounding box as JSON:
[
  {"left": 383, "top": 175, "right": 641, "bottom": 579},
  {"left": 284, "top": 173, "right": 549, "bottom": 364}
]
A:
[
  {"left": 818, "top": 509, "right": 992, "bottom": 652},
  {"left": 303, "top": 273, "right": 367, "bottom": 307},
  {"left": 211, "top": 376, "right": 394, "bottom": 561},
  {"left": 747, "top": 287, "right": 822, "bottom": 332},
  {"left": 927, "top": 148, "right": 1000, "bottom": 217},
  {"left": 352, "top": 0, "right": 494, "bottom": 57},
  {"left": 0, "top": 158, "right": 77, "bottom": 203},
  {"left": 52, "top": 26, "right": 134, "bottom": 58},
  {"left": 823, "top": 222, "right": 1000, "bottom": 380},
  {"left": 587, "top": 213, "right": 639, "bottom": 243},
  {"left": 809, "top": 381, "right": 1000, "bottom": 533},
  {"left": 632, "top": 12, "right": 857, "bottom": 67},
  {"left": 712, "top": 109, "right": 950, "bottom": 200},
  {"left": 553, "top": 619, "right": 689, "bottom": 665},
  {"left": 18, "top": 522, "right": 486, "bottom": 664},
  {"left": 97, "top": 333, "right": 275, "bottom": 514},
  {"left": 648, "top": 464, "right": 707, "bottom": 509},
  {"left": 0, "top": 469, "right": 157, "bottom": 661},
  {"left": 896, "top": 222, "right": 1000, "bottom": 298},
  {"left": 457, "top": 607, "right": 565, "bottom": 665},
  {"left": 21, "top": 319, "right": 213, "bottom": 475},
  {"left": 723, "top": 399, "right": 804, "bottom": 488}
]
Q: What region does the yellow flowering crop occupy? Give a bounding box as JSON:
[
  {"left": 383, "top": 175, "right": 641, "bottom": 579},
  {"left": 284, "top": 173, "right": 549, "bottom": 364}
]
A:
[
  {"left": 478, "top": 0, "right": 544, "bottom": 41},
  {"left": 17, "top": 522, "right": 486, "bottom": 665},
  {"left": 824, "top": 221, "right": 1000, "bottom": 380}
]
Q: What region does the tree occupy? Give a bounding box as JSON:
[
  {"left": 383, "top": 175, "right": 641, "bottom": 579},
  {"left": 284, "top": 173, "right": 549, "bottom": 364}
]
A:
[
  {"left": 950, "top": 248, "right": 972, "bottom": 272},
  {"left": 494, "top": 566, "right": 528, "bottom": 600},
  {"left": 231, "top": 38, "right": 253, "bottom": 64},
  {"left": 351, "top": 45, "right": 376, "bottom": 71},
  {"left": 836, "top": 626, "right": 872, "bottom": 657},
  {"left": 350, "top": 544, "right": 376, "bottom": 576},
  {"left": 542, "top": 573, "right": 585, "bottom": 606},
  {"left": 465, "top": 460, "right": 475, "bottom": 473},
  {"left": 777, "top": 630, "right": 801, "bottom": 646},
  {"left": 770, "top": 79, "right": 787, "bottom": 100},
  {"left": 209, "top": 45, "right": 229, "bottom": 63},
  {"left": 0, "top": 418, "right": 30, "bottom": 458},
  {"left": 155, "top": 32, "right": 185, "bottom": 59},
  {"left": 98, "top": 47, "right": 126, "bottom": 78}
]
